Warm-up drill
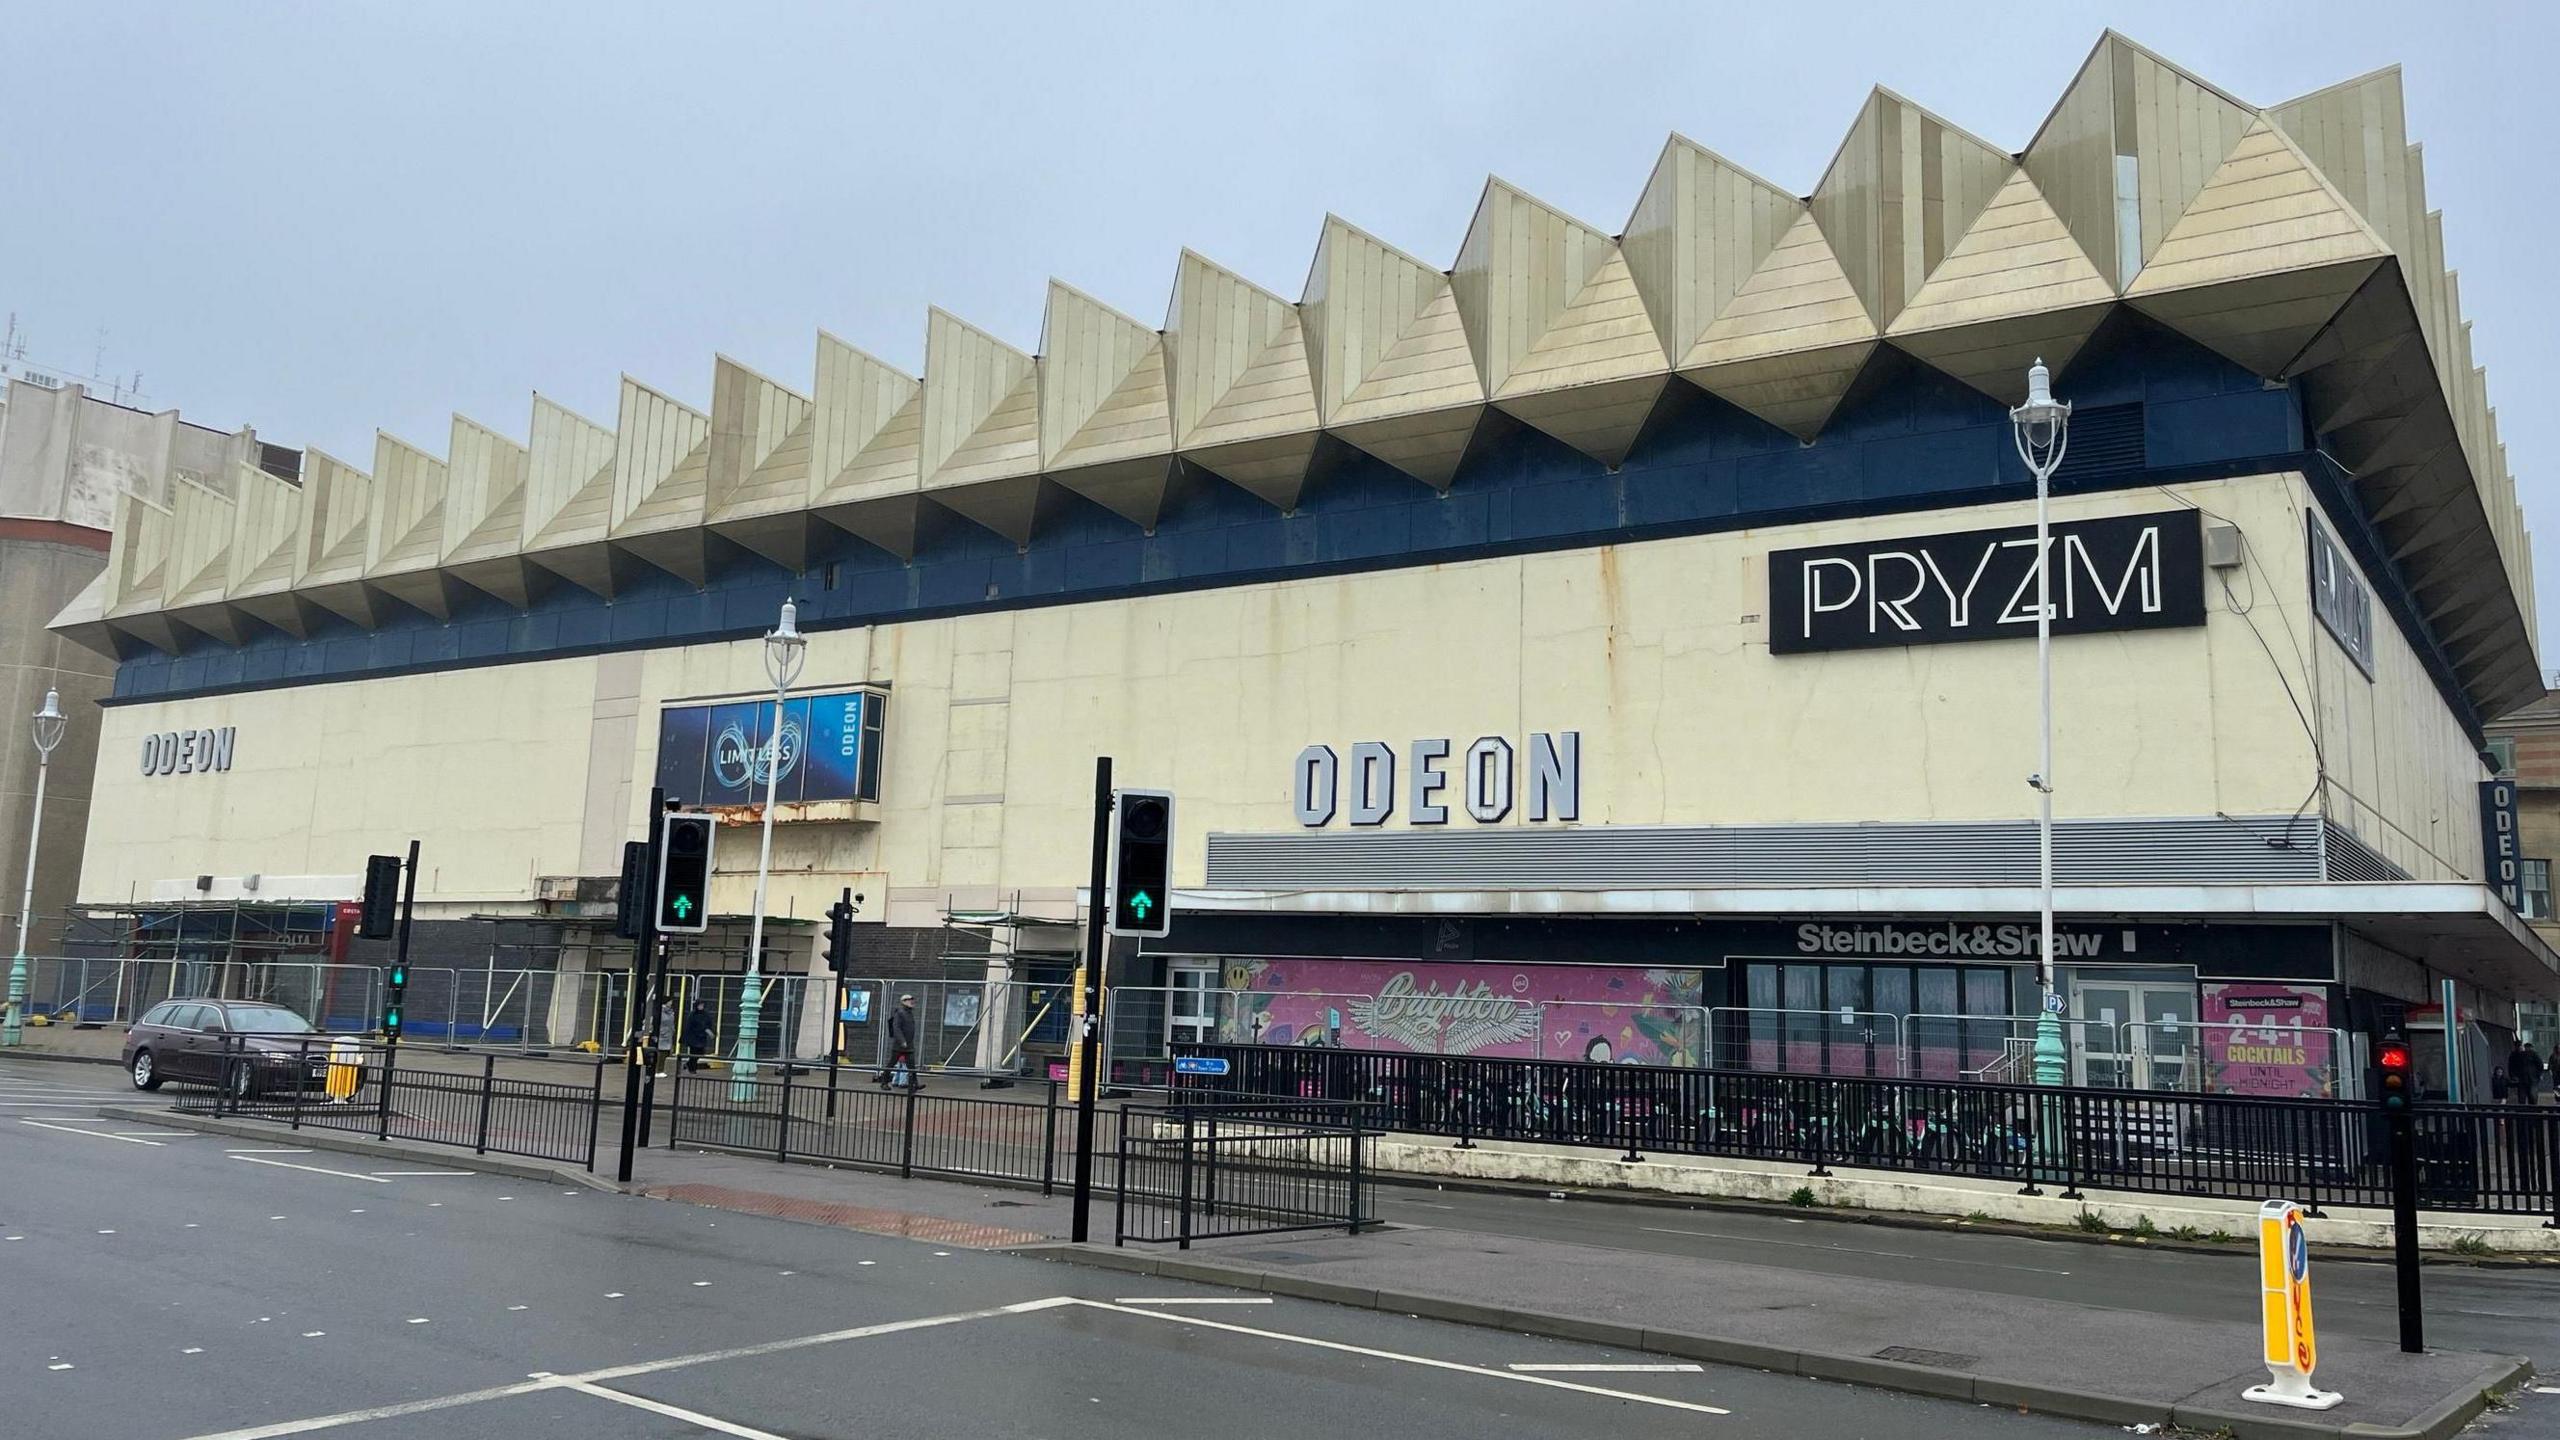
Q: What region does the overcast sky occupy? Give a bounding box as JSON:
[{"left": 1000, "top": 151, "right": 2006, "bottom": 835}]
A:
[{"left": 9, "top": 1, "right": 2554, "bottom": 646}]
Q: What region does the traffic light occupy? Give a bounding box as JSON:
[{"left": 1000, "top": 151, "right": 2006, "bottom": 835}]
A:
[
  {"left": 358, "top": 855, "right": 403, "bottom": 939},
  {"left": 2377, "top": 1031, "right": 2413, "bottom": 1112},
  {"left": 1108, "top": 788, "right": 1173, "bottom": 937},
  {"left": 383, "top": 955, "right": 408, "bottom": 1040},
  {"left": 824, "top": 892, "right": 857, "bottom": 975},
  {"left": 614, "top": 840, "right": 650, "bottom": 941},
  {"left": 655, "top": 812, "right": 714, "bottom": 934}
]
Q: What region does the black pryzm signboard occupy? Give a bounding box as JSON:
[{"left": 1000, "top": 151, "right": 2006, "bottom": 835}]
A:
[{"left": 1768, "top": 509, "right": 2206, "bottom": 655}]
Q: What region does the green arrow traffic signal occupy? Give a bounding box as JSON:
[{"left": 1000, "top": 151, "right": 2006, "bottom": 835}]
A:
[
  {"left": 1128, "top": 890, "right": 1154, "bottom": 919},
  {"left": 671, "top": 893, "right": 695, "bottom": 920}
]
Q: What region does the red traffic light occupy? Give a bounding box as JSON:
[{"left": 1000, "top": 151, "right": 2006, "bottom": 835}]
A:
[{"left": 2378, "top": 1042, "right": 2411, "bottom": 1073}]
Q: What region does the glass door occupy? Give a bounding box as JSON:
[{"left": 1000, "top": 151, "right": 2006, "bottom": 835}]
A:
[
  {"left": 2070, "top": 981, "right": 2194, "bottom": 1089},
  {"left": 1168, "top": 963, "right": 1216, "bottom": 1047}
]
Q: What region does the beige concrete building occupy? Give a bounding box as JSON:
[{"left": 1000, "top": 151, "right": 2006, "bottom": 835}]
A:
[
  {"left": 43, "top": 35, "right": 2559, "bottom": 1089},
  {"left": 0, "top": 376, "right": 285, "bottom": 954}
]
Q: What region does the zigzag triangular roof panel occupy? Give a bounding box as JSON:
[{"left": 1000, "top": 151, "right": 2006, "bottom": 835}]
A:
[
  {"left": 1623, "top": 136, "right": 1802, "bottom": 366},
  {"left": 1888, "top": 167, "right": 2117, "bottom": 402},
  {"left": 2126, "top": 118, "right": 2390, "bottom": 377},
  {"left": 707, "top": 355, "right": 814, "bottom": 523},
  {"left": 442, "top": 415, "right": 529, "bottom": 565},
  {"left": 1168, "top": 250, "right": 1320, "bottom": 508},
  {"left": 49, "top": 33, "right": 2538, "bottom": 718},
  {"left": 1812, "top": 87, "right": 2014, "bottom": 331},
  {"left": 811, "top": 332, "right": 923, "bottom": 508},
  {"left": 922, "top": 309, "right": 1041, "bottom": 492}
]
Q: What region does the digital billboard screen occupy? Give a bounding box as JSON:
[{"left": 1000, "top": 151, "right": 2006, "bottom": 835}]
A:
[{"left": 655, "top": 688, "right": 884, "bottom": 808}]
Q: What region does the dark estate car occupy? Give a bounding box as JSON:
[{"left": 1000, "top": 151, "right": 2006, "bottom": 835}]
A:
[{"left": 122, "top": 999, "right": 324, "bottom": 1097}]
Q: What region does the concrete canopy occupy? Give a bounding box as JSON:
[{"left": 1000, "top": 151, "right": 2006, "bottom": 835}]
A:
[{"left": 56, "top": 31, "right": 2540, "bottom": 721}]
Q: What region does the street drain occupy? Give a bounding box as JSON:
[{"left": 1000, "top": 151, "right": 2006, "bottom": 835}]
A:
[{"left": 1871, "top": 1346, "right": 1980, "bottom": 1370}]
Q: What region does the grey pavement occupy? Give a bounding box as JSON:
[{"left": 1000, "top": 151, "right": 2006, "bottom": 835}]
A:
[{"left": 0, "top": 1056, "right": 2121, "bottom": 1440}]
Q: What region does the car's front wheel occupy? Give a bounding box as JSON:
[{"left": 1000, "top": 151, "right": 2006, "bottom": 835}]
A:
[{"left": 130, "top": 1049, "right": 162, "bottom": 1091}]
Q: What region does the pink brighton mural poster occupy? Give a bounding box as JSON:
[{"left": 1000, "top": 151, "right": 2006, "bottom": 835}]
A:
[
  {"left": 2198, "top": 982, "right": 2334, "bottom": 1098},
  {"left": 1213, "top": 958, "right": 1708, "bottom": 1066}
]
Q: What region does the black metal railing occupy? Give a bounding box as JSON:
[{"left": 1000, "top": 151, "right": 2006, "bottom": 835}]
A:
[
  {"left": 661, "top": 1065, "right": 1125, "bottom": 1196},
  {"left": 1114, "top": 1100, "right": 1374, "bottom": 1249},
  {"left": 1174, "top": 1042, "right": 2560, "bottom": 1219},
  {"left": 183, "top": 1035, "right": 605, "bottom": 1170}
]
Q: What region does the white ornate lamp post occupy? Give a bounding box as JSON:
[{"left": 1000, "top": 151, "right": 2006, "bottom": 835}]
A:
[
  {"left": 2011, "top": 361, "right": 2072, "bottom": 1087},
  {"left": 732, "top": 600, "right": 806, "bottom": 1099},
  {"left": 5, "top": 687, "right": 68, "bottom": 1047}
]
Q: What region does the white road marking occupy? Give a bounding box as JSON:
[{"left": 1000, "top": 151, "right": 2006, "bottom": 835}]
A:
[
  {"left": 604, "top": 1292, "right": 624, "bottom": 1299},
  {"left": 302, "top": 1332, "right": 325, "bottom": 1339},
  {"left": 183, "top": 1348, "right": 203, "bottom": 1355},
  {"left": 1114, "top": 1297, "right": 1275, "bottom": 1306},
  {"left": 19, "top": 1119, "right": 163, "bottom": 1145},
  {"left": 559, "top": 1381, "right": 791, "bottom": 1440},
  {"left": 175, "top": 1296, "right": 1075, "bottom": 1440},
  {"left": 1505, "top": 1352, "right": 1710, "bottom": 1363},
  {"left": 48, "top": 1362, "right": 72, "bottom": 1371},
  {"left": 96, "top": 1229, "right": 116, "bottom": 1235},
  {"left": 507, "top": 1305, "right": 527, "bottom": 1312},
  {"left": 1638, "top": 1226, "right": 2073, "bottom": 1277},
  {"left": 405, "top": 1318, "right": 429, "bottom": 1325},
  {"left": 230, "top": 1155, "right": 392, "bottom": 1183},
  {"left": 2536, "top": 1385, "right": 2560, "bottom": 1395},
  {"left": 692, "top": 1281, "right": 711, "bottom": 1287},
  {"left": 857, "top": 1260, "right": 876, "bottom": 1266},
  {"left": 1070, "top": 1300, "right": 1730, "bottom": 1415}
]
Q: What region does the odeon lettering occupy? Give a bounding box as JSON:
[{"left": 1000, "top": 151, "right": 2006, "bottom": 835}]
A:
[
  {"left": 139, "top": 726, "right": 238, "bottom": 778},
  {"left": 1294, "top": 731, "right": 1579, "bottom": 828}
]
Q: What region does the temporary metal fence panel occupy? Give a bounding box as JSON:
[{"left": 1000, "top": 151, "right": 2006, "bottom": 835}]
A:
[
  {"left": 1114, "top": 1100, "right": 1375, "bottom": 1248},
  {"left": 1173, "top": 1042, "right": 2560, "bottom": 1218},
  {"left": 2119, "top": 1020, "right": 2357, "bottom": 1100},
  {"left": 183, "top": 1036, "right": 604, "bottom": 1169},
  {"left": 19, "top": 957, "right": 384, "bottom": 1032},
  {"left": 833, "top": 977, "right": 1071, "bottom": 1080}
]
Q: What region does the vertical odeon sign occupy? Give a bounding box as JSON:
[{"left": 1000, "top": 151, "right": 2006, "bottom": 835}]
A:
[{"left": 2481, "top": 778, "right": 2523, "bottom": 911}]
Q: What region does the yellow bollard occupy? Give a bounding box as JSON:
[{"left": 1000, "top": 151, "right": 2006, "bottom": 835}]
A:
[
  {"left": 2243, "top": 1199, "right": 2341, "bottom": 1410},
  {"left": 325, "top": 1034, "right": 364, "bottom": 1104}
]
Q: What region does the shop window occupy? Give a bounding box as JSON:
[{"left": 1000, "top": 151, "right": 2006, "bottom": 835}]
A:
[
  {"left": 2488, "top": 736, "right": 2518, "bottom": 777},
  {"left": 2524, "top": 859, "right": 2552, "bottom": 921}
]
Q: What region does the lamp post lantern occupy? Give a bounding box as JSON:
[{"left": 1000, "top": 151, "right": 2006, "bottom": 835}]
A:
[
  {"left": 2011, "top": 360, "right": 2072, "bottom": 1087},
  {"left": 732, "top": 599, "right": 807, "bottom": 1099},
  {"left": 4, "top": 686, "right": 68, "bottom": 1047}
]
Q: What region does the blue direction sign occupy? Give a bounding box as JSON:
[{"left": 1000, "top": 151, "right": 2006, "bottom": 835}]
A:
[{"left": 1172, "top": 1056, "right": 1231, "bottom": 1077}]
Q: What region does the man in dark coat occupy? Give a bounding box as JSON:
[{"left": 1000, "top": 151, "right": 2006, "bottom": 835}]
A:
[
  {"left": 881, "top": 993, "right": 921, "bottom": 1090},
  {"left": 2508, "top": 1039, "right": 2546, "bottom": 1105},
  {"left": 681, "top": 1002, "right": 715, "bottom": 1073}
]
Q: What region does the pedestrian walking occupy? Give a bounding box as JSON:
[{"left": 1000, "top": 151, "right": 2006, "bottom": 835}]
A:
[
  {"left": 879, "top": 993, "right": 922, "bottom": 1090},
  {"left": 2508, "top": 1038, "right": 2545, "bottom": 1105},
  {"left": 681, "top": 1001, "right": 714, "bottom": 1073}
]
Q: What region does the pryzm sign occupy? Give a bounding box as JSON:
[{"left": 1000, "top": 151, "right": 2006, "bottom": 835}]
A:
[
  {"left": 140, "top": 727, "right": 236, "bottom": 777},
  {"left": 1294, "top": 732, "right": 1579, "bottom": 827},
  {"left": 1768, "top": 510, "right": 2205, "bottom": 654}
]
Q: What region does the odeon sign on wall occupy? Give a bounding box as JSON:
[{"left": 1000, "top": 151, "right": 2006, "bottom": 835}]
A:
[
  {"left": 140, "top": 726, "right": 238, "bottom": 777},
  {"left": 1295, "top": 733, "right": 1579, "bottom": 828}
]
